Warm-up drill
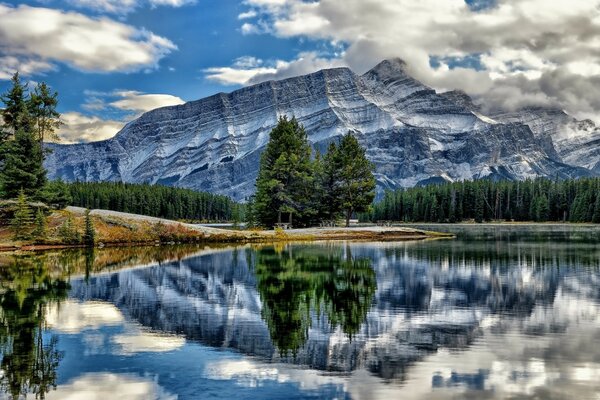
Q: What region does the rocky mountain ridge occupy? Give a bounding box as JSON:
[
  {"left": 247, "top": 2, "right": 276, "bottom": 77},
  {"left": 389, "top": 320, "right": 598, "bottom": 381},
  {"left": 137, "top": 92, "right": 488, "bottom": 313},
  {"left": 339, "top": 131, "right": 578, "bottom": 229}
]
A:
[{"left": 46, "top": 59, "right": 598, "bottom": 200}]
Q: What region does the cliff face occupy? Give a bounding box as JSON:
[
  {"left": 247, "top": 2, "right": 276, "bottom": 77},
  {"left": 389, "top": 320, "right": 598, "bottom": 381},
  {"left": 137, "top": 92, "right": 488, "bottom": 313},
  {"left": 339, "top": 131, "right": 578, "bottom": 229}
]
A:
[{"left": 46, "top": 59, "right": 596, "bottom": 201}]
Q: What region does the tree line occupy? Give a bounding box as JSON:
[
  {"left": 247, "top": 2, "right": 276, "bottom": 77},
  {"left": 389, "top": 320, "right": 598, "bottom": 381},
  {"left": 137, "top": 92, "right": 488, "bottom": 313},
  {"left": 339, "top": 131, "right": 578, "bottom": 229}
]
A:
[
  {"left": 247, "top": 116, "right": 376, "bottom": 228},
  {"left": 365, "top": 177, "right": 600, "bottom": 223},
  {"left": 67, "top": 181, "right": 239, "bottom": 222}
]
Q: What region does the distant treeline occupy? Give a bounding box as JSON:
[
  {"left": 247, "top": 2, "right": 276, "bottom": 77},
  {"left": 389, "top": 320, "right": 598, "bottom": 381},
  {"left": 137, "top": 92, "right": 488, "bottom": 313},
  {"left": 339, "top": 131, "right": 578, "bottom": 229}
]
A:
[
  {"left": 67, "top": 181, "right": 240, "bottom": 222},
  {"left": 365, "top": 178, "right": 600, "bottom": 223}
]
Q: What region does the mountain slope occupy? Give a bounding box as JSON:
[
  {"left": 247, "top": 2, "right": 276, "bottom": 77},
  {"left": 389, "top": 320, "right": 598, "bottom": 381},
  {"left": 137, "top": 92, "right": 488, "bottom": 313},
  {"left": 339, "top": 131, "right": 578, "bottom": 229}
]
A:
[{"left": 46, "top": 59, "right": 595, "bottom": 200}]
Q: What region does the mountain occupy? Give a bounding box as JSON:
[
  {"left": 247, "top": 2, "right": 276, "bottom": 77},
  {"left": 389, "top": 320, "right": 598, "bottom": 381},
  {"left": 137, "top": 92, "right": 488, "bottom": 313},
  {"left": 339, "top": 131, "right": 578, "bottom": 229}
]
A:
[
  {"left": 491, "top": 107, "right": 600, "bottom": 173},
  {"left": 45, "top": 59, "right": 597, "bottom": 201}
]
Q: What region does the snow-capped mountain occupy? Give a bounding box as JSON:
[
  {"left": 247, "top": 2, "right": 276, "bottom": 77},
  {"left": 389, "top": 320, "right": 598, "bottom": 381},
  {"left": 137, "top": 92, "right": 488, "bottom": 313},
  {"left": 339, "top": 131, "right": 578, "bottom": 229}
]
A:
[{"left": 45, "top": 59, "right": 597, "bottom": 200}]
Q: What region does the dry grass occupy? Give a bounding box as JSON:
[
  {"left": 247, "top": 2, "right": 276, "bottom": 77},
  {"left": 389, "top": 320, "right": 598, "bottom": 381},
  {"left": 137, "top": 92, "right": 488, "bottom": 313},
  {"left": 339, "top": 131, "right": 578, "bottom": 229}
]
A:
[{"left": 0, "top": 207, "right": 452, "bottom": 252}]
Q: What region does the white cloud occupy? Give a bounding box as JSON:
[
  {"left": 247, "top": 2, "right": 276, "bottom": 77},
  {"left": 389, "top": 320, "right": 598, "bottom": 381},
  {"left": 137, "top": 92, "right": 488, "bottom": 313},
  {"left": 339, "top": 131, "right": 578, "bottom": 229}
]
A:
[
  {"left": 67, "top": 0, "right": 196, "bottom": 14},
  {"left": 45, "top": 300, "right": 124, "bottom": 332},
  {"left": 0, "top": 4, "right": 177, "bottom": 77},
  {"left": 109, "top": 90, "right": 185, "bottom": 113},
  {"left": 0, "top": 56, "right": 55, "bottom": 80},
  {"left": 30, "top": 373, "right": 177, "bottom": 400},
  {"left": 58, "top": 112, "right": 125, "bottom": 143},
  {"left": 112, "top": 331, "right": 185, "bottom": 354},
  {"left": 238, "top": 0, "right": 600, "bottom": 121},
  {"left": 240, "top": 22, "right": 261, "bottom": 35},
  {"left": 238, "top": 10, "right": 258, "bottom": 19},
  {"left": 204, "top": 52, "right": 345, "bottom": 85},
  {"left": 58, "top": 90, "right": 185, "bottom": 142}
]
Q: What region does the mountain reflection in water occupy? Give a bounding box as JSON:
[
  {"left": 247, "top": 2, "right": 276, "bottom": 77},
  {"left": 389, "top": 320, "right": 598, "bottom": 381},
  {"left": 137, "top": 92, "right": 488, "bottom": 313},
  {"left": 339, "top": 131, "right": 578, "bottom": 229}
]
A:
[{"left": 1, "top": 227, "right": 600, "bottom": 399}]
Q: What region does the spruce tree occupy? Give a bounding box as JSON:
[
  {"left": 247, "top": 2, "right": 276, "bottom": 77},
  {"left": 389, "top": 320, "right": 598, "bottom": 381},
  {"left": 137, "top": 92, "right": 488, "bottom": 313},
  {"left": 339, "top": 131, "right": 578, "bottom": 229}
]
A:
[
  {"left": 11, "top": 190, "right": 33, "bottom": 240},
  {"left": 1, "top": 72, "right": 32, "bottom": 134},
  {"left": 335, "top": 132, "right": 376, "bottom": 227},
  {"left": 0, "top": 129, "right": 46, "bottom": 199},
  {"left": 83, "top": 209, "right": 95, "bottom": 246},
  {"left": 32, "top": 208, "right": 48, "bottom": 241},
  {"left": 29, "top": 82, "right": 61, "bottom": 144},
  {"left": 254, "top": 116, "right": 313, "bottom": 227},
  {"left": 317, "top": 143, "right": 343, "bottom": 224}
]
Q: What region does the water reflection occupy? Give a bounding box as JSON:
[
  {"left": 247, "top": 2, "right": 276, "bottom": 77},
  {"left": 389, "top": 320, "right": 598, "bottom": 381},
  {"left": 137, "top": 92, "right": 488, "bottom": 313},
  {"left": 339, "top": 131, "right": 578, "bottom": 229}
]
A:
[
  {"left": 1, "top": 228, "right": 600, "bottom": 399},
  {"left": 0, "top": 255, "right": 69, "bottom": 400},
  {"left": 254, "top": 245, "right": 376, "bottom": 354}
]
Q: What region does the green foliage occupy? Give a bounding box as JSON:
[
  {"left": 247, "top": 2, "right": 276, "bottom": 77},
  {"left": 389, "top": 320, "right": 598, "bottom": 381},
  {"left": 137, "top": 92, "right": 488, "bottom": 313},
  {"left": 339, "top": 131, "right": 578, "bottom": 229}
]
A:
[
  {"left": 334, "top": 132, "right": 376, "bottom": 226},
  {"left": 253, "top": 245, "right": 376, "bottom": 355},
  {"left": 65, "top": 181, "right": 236, "bottom": 221},
  {"left": 42, "top": 179, "right": 73, "bottom": 209},
  {"left": 83, "top": 209, "right": 95, "bottom": 246},
  {"left": 57, "top": 215, "right": 81, "bottom": 244},
  {"left": 29, "top": 82, "right": 61, "bottom": 144},
  {"left": 0, "top": 255, "right": 69, "bottom": 399},
  {"left": 367, "top": 177, "right": 600, "bottom": 223},
  {"left": 0, "top": 129, "right": 46, "bottom": 199},
  {"left": 254, "top": 116, "right": 314, "bottom": 227},
  {"left": 32, "top": 208, "right": 48, "bottom": 241},
  {"left": 11, "top": 190, "right": 34, "bottom": 240},
  {"left": 0, "top": 72, "right": 57, "bottom": 200},
  {"left": 252, "top": 119, "right": 376, "bottom": 228},
  {"left": 0, "top": 72, "right": 32, "bottom": 134}
]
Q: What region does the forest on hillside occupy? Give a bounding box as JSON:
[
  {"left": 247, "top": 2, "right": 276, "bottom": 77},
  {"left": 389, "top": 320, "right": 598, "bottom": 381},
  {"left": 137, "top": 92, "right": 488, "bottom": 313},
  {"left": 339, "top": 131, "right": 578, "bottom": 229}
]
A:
[
  {"left": 365, "top": 177, "right": 600, "bottom": 223},
  {"left": 67, "top": 181, "right": 240, "bottom": 222}
]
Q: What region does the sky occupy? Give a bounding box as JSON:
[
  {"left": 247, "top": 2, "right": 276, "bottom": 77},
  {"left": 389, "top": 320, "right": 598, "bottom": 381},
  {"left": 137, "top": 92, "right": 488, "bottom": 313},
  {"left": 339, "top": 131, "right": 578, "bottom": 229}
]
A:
[{"left": 1, "top": 0, "right": 600, "bottom": 143}]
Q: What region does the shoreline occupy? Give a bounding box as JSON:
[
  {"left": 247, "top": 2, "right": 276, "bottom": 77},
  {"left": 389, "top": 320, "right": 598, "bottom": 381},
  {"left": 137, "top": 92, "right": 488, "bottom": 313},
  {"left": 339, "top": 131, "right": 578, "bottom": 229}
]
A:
[
  {"left": 0, "top": 227, "right": 453, "bottom": 253},
  {"left": 0, "top": 207, "right": 454, "bottom": 253}
]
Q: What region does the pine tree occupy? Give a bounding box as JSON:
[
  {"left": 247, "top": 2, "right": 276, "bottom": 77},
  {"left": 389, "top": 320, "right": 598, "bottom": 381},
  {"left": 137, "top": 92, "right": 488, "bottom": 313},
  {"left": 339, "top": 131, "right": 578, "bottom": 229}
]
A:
[
  {"left": 29, "top": 82, "right": 61, "bottom": 145},
  {"left": 335, "top": 132, "right": 376, "bottom": 227},
  {"left": 316, "top": 143, "right": 343, "bottom": 223},
  {"left": 1, "top": 72, "right": 32, "bottom": 134},
  {"left": 11, "top": 190, "right": 33, "bottom": 240},
  {"left": 32, "top": 208, "right": 48, "bottom": 241},
  {"left": 254, "top": 116, "right": 314, "bottom": 227},
  {"left": 58, "top": 215, "right": 80, "bottom": 244},
  {"left": 0, "top": 129, "right": 46, "bottom": 199},
  {"left": 83, "top": 209, "right": 95, "bottom": 246}
]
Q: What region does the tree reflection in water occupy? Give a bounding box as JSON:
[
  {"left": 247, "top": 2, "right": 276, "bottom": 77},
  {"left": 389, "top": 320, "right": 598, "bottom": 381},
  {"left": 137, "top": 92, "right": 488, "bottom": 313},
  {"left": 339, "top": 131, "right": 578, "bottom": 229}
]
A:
[
  {"left": 253, "top": 244, "right": 377, "bottom": 355},
  {"left": 0, "top": 255, "right": 69, "bottom": 399},
  {"left": 0, "top": 245, "right": 205, "bottom": 399}
]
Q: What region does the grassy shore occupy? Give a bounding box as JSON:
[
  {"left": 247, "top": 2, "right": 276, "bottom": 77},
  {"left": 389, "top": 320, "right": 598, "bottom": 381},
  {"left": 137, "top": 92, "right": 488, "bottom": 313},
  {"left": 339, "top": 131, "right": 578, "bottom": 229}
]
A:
[{"left": 0, "top": 207, "right": 452, "bottom": 251}]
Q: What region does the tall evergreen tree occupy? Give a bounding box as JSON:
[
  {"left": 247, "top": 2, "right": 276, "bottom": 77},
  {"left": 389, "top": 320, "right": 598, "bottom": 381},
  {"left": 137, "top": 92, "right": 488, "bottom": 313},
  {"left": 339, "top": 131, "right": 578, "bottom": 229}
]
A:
[
  {"left": 32, "top": 208, "right": 48, "bottom": 241},
  {"left": 316, "top": 143, "right": 343, "bottom": 223},
  {"left": 254, "top": 116, "right": 313, "bottom": 227},
  {"left": 335, "top": 132, "right": 376, "bottom": 226},
  {"left": 0, "top": 129, "right": 46, "bottom": 199},
  {"left": 1, "top": 72, "right": 32, "bottom": 134},
  {"left": 83, "top": 209, "right": 95, "bottom": 246},
  {"left": 11, "top": 190, "right": 33, "bottom": 240},
  {"left": 29, "top": 82, "right": 61, "bottom": 144}
]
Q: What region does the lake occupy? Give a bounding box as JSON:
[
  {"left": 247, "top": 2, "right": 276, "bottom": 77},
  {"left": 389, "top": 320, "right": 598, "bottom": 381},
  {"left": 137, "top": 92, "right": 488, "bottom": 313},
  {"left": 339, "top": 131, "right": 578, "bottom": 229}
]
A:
[{"left": 1, "top": 225, "right": 600, "bottom": 399}]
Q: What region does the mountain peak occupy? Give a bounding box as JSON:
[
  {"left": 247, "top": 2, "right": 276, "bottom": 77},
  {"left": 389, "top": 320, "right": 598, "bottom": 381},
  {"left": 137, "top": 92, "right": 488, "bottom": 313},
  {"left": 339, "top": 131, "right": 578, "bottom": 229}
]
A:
[{"left": 364, "top": 58, "right": 409, "bottom": 77}]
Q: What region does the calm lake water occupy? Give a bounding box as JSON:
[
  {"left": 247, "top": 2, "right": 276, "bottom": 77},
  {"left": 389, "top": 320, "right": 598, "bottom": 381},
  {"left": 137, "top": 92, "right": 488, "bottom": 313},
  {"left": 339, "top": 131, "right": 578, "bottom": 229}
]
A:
[{"left": 2, "top": 225, "right": 600, "bottom": 399}]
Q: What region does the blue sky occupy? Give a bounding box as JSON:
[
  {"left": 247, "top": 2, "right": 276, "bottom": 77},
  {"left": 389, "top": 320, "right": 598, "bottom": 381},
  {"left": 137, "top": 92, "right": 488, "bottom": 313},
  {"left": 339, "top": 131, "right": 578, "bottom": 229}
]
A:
[{"left": 1, "top": 0, "right": 599, "bottom": 142}]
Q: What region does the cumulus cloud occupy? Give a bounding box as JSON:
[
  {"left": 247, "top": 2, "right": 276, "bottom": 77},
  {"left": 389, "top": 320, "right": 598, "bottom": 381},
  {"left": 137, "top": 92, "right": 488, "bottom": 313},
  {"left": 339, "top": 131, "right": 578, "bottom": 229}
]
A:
[
  {"left": 67, "top": 0, "right": 196, "bottom": 14},
  {"left": 0, "top": 56, "right": 55, "bottom": 80},
  {"left": 57, "top": 112, "right": 125, "bottom": 143},
  {"left": 204, "top": 52, "right": 345, "bottom": 85},
  {"left": 58, "top": 90, "right": 185, "bottom": 143},
  {"left": 0, "top": 4, "right": 177, "bottom": 77},
  {"left": 108, "top": 90, "right": 185, "bottom": 113},
  {"left": 236, "top": 0, "right": 600, "bottom": 121}
]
